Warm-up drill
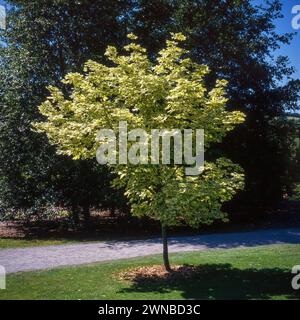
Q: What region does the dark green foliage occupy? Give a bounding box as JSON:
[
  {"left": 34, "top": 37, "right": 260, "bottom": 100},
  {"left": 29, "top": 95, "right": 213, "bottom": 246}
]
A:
[{"left": 0, "top": 0, "right": 129, "bottom": 221}]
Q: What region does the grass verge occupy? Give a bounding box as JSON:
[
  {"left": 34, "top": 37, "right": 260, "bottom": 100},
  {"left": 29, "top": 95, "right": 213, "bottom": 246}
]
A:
[
  {"left": 0, "top": 238, "right": 76, "bottom": 249},
  {"left": 0, "top": 244, "right": 300, "bottom": 300}
]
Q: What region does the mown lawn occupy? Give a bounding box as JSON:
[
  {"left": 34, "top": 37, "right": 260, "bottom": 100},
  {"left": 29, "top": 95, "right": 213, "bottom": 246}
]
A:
[
  {"left": 1, "top": 244, "right": 300, "bottom": 300},
  {"left": 0, "top": 238, "right": 77, "bottom": 249}
]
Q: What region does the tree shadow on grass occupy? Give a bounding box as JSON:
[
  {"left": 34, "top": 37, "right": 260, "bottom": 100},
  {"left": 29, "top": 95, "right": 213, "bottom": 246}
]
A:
[{"left": 119, "top": 264, "right": 300, "bottom": 300}]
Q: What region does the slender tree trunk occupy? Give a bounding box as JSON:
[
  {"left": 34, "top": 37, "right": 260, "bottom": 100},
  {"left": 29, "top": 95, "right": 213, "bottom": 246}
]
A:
[
  {"left": 82, "top": 204, "right": 91, "bottom": 229},
  {"left": 161, "top": 224, "right": 172, "bottom": 272},
  {"left": 71, "top": 202, "right": 80, "bottom": 226}
]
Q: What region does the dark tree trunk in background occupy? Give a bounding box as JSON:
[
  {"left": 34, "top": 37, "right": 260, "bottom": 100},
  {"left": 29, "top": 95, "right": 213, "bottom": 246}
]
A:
[
  {"left": 82, "top": 204, "right": 91, "bottom": 229},
  {"left": 71, "top": 203, "right": 80, "bottom": 226},
  {"left": 161, "top": 224, "right": 172, "bottom": 272}
]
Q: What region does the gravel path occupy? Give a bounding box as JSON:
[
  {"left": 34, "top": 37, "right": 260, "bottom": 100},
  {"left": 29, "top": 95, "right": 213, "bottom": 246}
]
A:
[{"left": 1, "top": 228, "right": 300, "bottom": 274}]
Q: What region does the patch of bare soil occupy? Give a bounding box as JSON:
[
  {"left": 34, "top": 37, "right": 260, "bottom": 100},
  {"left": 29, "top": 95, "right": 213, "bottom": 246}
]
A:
[{"left": 118, "top": 265, "right": 201, "bottom": 283}]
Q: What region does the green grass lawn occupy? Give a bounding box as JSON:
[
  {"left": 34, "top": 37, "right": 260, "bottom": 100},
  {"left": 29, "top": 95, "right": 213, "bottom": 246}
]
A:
[
  {"left": 1, "top": 244, "right": 300, "bottom": 300},
  {"left": 0, "top": 238, "right": 77, "bottom": 249}
]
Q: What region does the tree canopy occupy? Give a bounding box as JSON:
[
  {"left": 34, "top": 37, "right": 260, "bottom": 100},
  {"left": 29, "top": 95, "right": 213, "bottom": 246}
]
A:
[
  {"left": 0, "top": 0, "right": 299, "bottom": 223},
  {"left": 34, "top": 33, "right": 245, "bottom": 269}
]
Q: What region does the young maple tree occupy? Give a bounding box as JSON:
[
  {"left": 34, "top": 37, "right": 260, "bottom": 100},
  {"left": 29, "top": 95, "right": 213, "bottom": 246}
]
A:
[{"left": 34, "top": 33, "right": 245, "bottom": 271}]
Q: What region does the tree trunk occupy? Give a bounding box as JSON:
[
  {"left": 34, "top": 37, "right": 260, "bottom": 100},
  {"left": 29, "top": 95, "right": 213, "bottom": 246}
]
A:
[
  {"left": 71, "top": 203, "right": 80, "bottom": 226},
  {"left": 161, "top": 224, "right": 172, "bottom": 272},
  {"left": 82, "top": 204, "right": 91, "bottom": 229}
]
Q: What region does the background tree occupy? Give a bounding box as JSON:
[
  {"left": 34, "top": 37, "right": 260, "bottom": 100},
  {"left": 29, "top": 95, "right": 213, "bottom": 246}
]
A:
[
  {"left": 0, "top": 0, "right": 130, "bottom": 222},
  {"left": 34, "top": 34, "right": 245, "bottom": 270}
]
